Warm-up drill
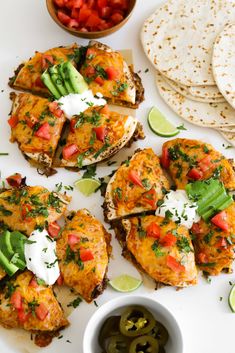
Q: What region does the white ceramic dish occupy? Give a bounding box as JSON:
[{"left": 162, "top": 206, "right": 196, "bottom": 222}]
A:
[{"left": 83, "top": 295, "right": 183, "bottom": 353}]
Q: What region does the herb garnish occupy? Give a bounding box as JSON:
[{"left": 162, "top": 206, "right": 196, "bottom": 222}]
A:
[{"left": 67, "top": 297, "right": 82, "bottom": 308}]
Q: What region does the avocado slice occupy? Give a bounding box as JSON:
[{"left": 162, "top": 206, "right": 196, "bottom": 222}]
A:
[
  {"left": 58, "top": 63, "right": 74, "bottom": 94},
  {"left": 0, "top": 230, "right": 14, "bottom": 260},
  {"left": 10, "top": 231, "right": 27, "bottom": 270},
  {"left": 0, "top": 250, "right": 18, "bottom": 276},
  {"left": 63, "top": 61, "right": 88, "bottom": 94},
  {"left": 48, "top": 65, "right": 68, "bottom": 97},
  {"left": 41, "top": 70, "right": 61, "bottom": 99}
]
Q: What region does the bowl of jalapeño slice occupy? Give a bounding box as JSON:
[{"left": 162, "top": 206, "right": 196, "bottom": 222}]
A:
[{"left": 83, "top": 296, "right": 183, "bottom": 353}]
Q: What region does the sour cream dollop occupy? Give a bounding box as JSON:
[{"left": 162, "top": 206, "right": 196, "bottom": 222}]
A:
[
  {"left": 57, "top": 90, "right": 107, "bottom": 119},
  {"left": 156, "top": 190, "right": 200, "bottom": 229},
  {"left": 24, "top": 229, "right": 60, "bottom": 285}
]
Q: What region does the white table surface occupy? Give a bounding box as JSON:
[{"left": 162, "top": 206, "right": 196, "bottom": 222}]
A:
[{"left": 0, "top": 1, "right": 234, "bottom": 353}]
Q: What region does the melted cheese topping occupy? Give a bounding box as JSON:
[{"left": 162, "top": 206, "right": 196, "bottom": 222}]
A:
[
  {"left": 24, "top": 229, "right": 60, "bottom": 285},
  {"left": 156, "top": 190, "right": 200, "bottom": 229}
]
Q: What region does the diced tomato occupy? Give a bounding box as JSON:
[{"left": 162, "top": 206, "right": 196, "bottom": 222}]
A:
[
  {"left": 160, "top": 147, "right": 170, "bottom": 169},
  {"left": 34, "top": 76, "right": 45, "bottom": 88},
  {"left": 197, "top": 252, "right": 209, "bottom": 264},
  {"left": 64, "top": 0, "right": 74, "bottom": 9},
  {"left": 25, "top": 114, "right": 39, "bottom": 128},
  {"left": 68, "top": 233, "right": 80, "bottom": 249},
  {"left": 79, "top": 7, "right": 92, "bottom": 22},
  {"left": 187, "top": 168, "right": 203, "bottom": 180},
  {"left": 6, "top": 173, "right": 22, "bottom": 188},
  {"left": 48, "top": 222, "right": 61, "bottom": 238},
  {"left": 97, "top": 0, "right": 107, "bottom": 7},
  {"left": 80, "top": 249, "right": 94, "bottom": 262},
  {"left": 216, "top": 237, "right": 227, "bottom": 249},
  {"left": 110, "top": 0, "right": 128, "bottom": 10},
  {"left": 8, "top": 115, "right": 19, "bottom": 128},
  {"left": 68, "top": 18, "right": 79, "bottom": 28},
  {"left": 111, "top": 12, "right": 124, "bottom": 24},
  {"left": 73, "top": 0, "right": 83, "bottom": 8},
  {"left": 86, "top": 13, "right": 102, "bottom": 28},
  {"left": 17, "top": 308, "right": 30, "bottom": 324},
  {"left": 57, "top": 10, "right": 71, "bottom": 25},
  {"left": 85, "top": 65, "right": 96, "bottom": 77},
  {"left": 128, "top": 170, "right": 143, "bottom": 187},
  {"left": 56, "top": 273, "right": 64, "bottom": 286},
  {"left": 160, "top": 233, "right": 177, "bottom": 247},
  {"left": 146, "top": 222, "right": 161, "bottom": 239},
  {"left": 142, "top": 189, "right": 157, "bottom": 208},
  {"left": 35, "top": 303, "right": 49, "bottom": 321},
  {"left": 100, "top": 6, "right": 112, "bottom": 19},
  {"left": 29, "top": 277, "right": 38, "bottom": 288},
  {"left": 34, "top": 122, "right": 51, "bottom": 140},
  {"left": 198, "top": 155, "right": 212, "bottom": 173},
  {"left": 191, "top": 223, "right": 202, "bottom": 236},
  {"left": 62, "top": 143, "right": 79, "bottom": 159},
  {"left": 105, "top": 67, "right": 119, "bottom": 80},
  {"left": 79, "top": 27, "right": 88, "bottom": 32},
  {"left": 41, "top": 54, "right": 54, "bottom": 70},
  {"left": 211, "top": 211, "right": 229, "bottom": 232},
  {"left": 95, "top": 76, "right": 105, "bottom": 85},
  {"left": 99, "top": 105, "right": 109, "bottom": 116},
  {"left": 87, "top": 0, "right": 96, "bottom": 8},
  {"left": 71, "top": 7, "right": 80, "bottom": 19},
  {"left": 93, "top": 126, "right": 107, "bottom": 143},
  {"left": 166, "top": 255, "right": 185, "bottom": 272},
  {"left": 21, "top": 203, "right": 33, "bottom": 221},
  {"left": 70, "top": 118, "right": 77, "bottom": 133},
  {"left": 54, "top": 0, "right": 65, "bottom": 7},
  {"left": 86, "top": 48, "right": 97, "bottom": 57},
  {"left": 11, "top": 291, "right": 22, "bottom": 310},
  {"left": 48, "top": 101, "right": 63, "bottom": 118}
]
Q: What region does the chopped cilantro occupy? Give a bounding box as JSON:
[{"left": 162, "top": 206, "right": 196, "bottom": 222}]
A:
[
  {"left": 152, "top": 241, "right": 164, "bottom": 257},
  {"left": 67, "top": 297, "right": 82, "bottom": 308}
]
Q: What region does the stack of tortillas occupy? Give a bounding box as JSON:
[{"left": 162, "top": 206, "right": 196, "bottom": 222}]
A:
[{"left": 141, "top": 0, "right": 235, "bottom": 145}]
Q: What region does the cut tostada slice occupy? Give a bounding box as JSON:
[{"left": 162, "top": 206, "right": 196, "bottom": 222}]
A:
[
  {"left": 116, "top": 215, "right": 197, "bottom": 287},
  {"left": 56, "top": 209, "right": 112, "bottom": 303},
  {"left": 57, "top": 104, "right": 143, "bottom": 168},
  {"left": 9, "top": 44, "right": 80, "bottom": 96},
  {"left": 80, "top": 41, "right": 144, "bottom": 108},
  {"left": 9, "top": 92, "right": 66, "bottom": 168},
  {"left": 103, "top": 148, "right": 170, "bottom": 221}
]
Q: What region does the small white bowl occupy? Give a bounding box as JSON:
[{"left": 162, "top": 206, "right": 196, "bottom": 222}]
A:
[{"left": 83, "top": 295, "right": 183, "bottom": 353}]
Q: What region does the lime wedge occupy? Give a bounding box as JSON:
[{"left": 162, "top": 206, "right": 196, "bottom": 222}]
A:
[
  {"left": 228, "top": 284, "right": 235, "bottom": 312},
  {"left": 109, "top": 274, "right": 142, "bottom": 293},
  {"left": 74, "top": 178, "right": 101, "bottom": 196},
  {"left": 148, "top": 106, "right": 179, "bottom": 137}
]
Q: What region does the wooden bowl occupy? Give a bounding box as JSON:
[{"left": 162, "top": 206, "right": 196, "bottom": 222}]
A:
[{"left": 46, "top": 0, "right": 137, "bottom": 39}]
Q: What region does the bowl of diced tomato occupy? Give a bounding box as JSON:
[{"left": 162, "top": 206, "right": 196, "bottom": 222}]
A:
[{"left": 46, "top": 0, "right": 136, "bottom": 38}]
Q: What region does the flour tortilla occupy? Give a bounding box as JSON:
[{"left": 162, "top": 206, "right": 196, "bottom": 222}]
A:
[
  {"left": 156, "top": 71, "right": 235, "bottom": 128},
  {"left": 219, "top": 131, "right": 235, "bottom": 147},
  {"left": 163, "top": 75, "right": 225, "bottom": 103},
  {"left": 141, "top": 0, "right": 235, "bottom": 86},
  {"left": 212, "top": 23, "right": 235, "bottom": 110},
  {"left": 189, "top": 85, "right": 224, "bottom": 100}
]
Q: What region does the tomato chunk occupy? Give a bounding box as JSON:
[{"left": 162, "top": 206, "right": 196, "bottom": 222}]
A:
[
  {"left": 161, "top": 147, "right": 170, "bottom": 169},
  {"left": 29, "top": 277, "right": 39, "bottom": 288},
  {"left": 160, "top": 233, "right": 177, "bottom": 247},
  {"left": 25, "top": 114, "right": 39, "bottom": 128},
  {"left": 93, "top": 126, "right": 107, "bottom": 143},
  {"left": 68, "top": 18, "right": 79, "bottom": 28},
  {"left": 34, "top": 122, "right": 51, "bottom": 140},
  {"left": 216, "top": 237, "right": 227, "bottom": 249},
  {"left": 6, "top": 173, "right": 22, "bottom": 188},
  {"left": 79, "top": 7, "right": 92, "bottom": 22},
  {"left": 197, "top": 252, "right": 209, "bottom": 264},
  {"left": 57, "top": 10, "right": 71, "bottom": 25},
  {"left": 70, "top": 118, "right": 77, "bottom": 133},
  {"left": 146, "top": 222, "right": 161, "bottom": 239},
  {"left": 17, "top": 308, "right": 30, "bottom": 323},
  {"left": 48, "top": 101, "right": 63, "bottom": 118},
  {"left": 142, "top": 189, "right": 157, "bottom": 208},
  {"left": 73, "top": 0, "right": 83, "bottom": 9},
  {"left": 86, "top": 13, "right": 102, "bottom": 28},
  {"left": 8, "top": 115, "right": 19, "bottom": 128},
  {"left": 190, "top": 223, "right": 202, "bottom": 236},
  {"left": 56, "top": 273, "right": 64, "bottom": 286},
  {"left": 80, "top": 249, "right": 94, "bottom": 262},
  {"left": 166, "top": 255, "right": 185, "bottom": 272},
  {"left": 11, "top": 291, "right": 22, "bottom": 310},
  {"left": 198, "top": 155, "right": 212, "bottom": 173},
  {"left": 62, "top": 143, "right": 79, "bottom": 159},
  {"left": 35, "top": 303, "right": 49, "bottom": 321},
  {"left": 85, "top": 65, "right": 96, "bottom": 77},
  {"left": 187, "top": 168, "right": 203, "bottom": 180},
  {"left": 54, "top": 0, "right": 65, "bottom": 7},
  {"left": 68, "top": 233, "right": 80, "bottom": 249},
  {"left": 111, "top": 12, "right": 124, "bottom": 24},
  {"left": 34, "top": 76, "right": 45, "bottom": 88},
  {"left": 41, "top": 54, "right": 54, "bottom": 70},
  {"left": 128, "top": 170, "right": 143, "bottom": 187},
  {"left": 105, "top": 67, "right": 119, "bottom": 80},
  {"left": 100, "top": 104, "right": 110, "bottom": 115},
  {"left": 21, "top": 203, "right": 32, "bottom": 221},
  {"left": 94, "top": 76, "right": 105, "bottom": 85},
  {"left": 48, "top": 222, "right": 61, "bottom": 238},
  {"left": 211, "top": 211, "right": 229, "bottom": 232},
  {"left": 97, "top": 0, "right": 107, "bottom": 7}
]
